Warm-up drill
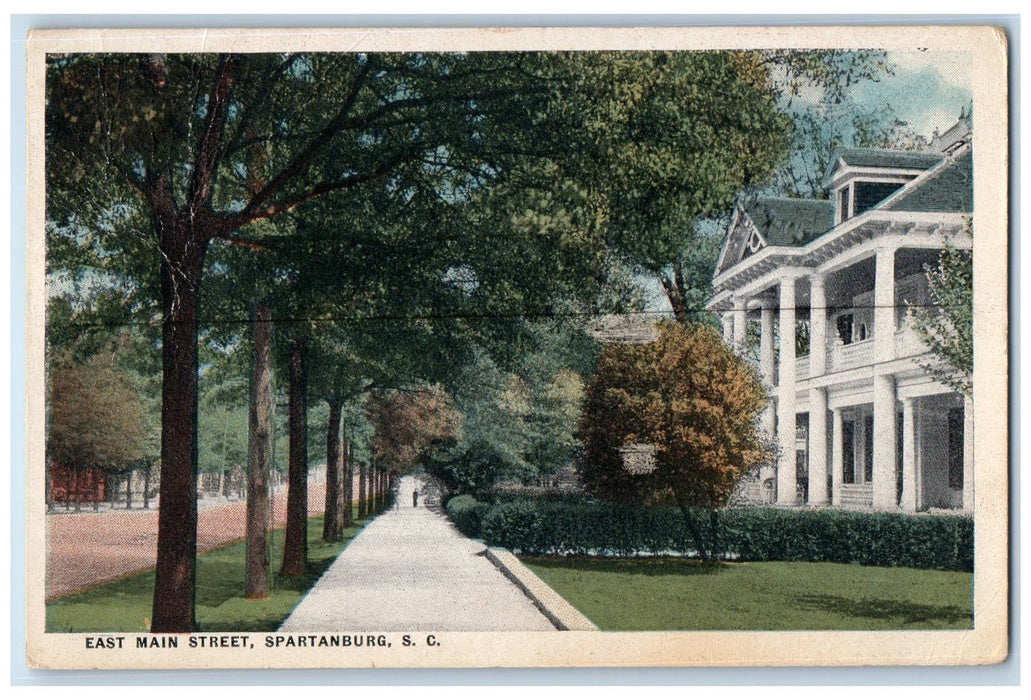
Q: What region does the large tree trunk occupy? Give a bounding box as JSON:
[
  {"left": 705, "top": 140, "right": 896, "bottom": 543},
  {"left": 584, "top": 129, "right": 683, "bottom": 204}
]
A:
[
  {"left": 151, "top": 221, "right": 206, "bottom": 633},
  {"left": 340, "top": 441, "right": 353, "bottom": 527},
  {"left": 659, "top": 264, "right": 691, "bottom": 324},
  {"left": 246, "top": 301, "right": 273, "bottom": 599},
  {"left": 281, "top": 339, "right": 309, "bottom": 577},
  {"left": 323, "top": 398, "right": 343, "bottom": 541},
  {"left": 357, "top": 461, "right": 368, "bottom": 520}
]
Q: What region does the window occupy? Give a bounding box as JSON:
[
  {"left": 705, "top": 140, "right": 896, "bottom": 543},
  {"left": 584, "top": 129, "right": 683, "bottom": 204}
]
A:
[
  {"left": 838, "top": 186, "right": 852, "bottom": 222},
  {"left": 948, "top": 407, "right": 965, "bottom": 489},
  {"left": 863, "top": 415, "right": 874, "bottom": 483},
  {"left": 842, "top": 420, "right": 856, "bottom": 483},
  {"left": 836, "top": 313, "right": 854, "bottom": 345},
  {"left": 854, "top": 181, "right": 905, "bottom": 216}
]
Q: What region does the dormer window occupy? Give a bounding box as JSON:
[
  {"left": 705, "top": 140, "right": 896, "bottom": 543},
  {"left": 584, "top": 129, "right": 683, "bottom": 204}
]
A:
[
  {"left": 854, "top": 181, "right": 906, "bottom": 216},
  {"left": 838, "top": 186, "right": 852, "bottom": 223},
  {"left": 837, "top": 179, "right": 911, "bottom": 223},
  {"left": 824, "top": 149, "right": 942, "bottom": 224}
]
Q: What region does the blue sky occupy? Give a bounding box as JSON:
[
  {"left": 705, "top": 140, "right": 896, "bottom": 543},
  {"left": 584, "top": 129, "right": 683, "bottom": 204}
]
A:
[{"left": 857, "top": 51, "right": 974, "bottom": 139}]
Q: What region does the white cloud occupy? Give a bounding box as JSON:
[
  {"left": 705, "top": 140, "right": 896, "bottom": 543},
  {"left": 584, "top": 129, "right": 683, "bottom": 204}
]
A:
[{"left": 889, "top": 51, "right": 973, "bottom": 92}]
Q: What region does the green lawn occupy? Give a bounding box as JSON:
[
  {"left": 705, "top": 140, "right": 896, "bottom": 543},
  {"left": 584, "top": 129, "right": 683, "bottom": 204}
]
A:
[
  {"left": 47, "top": 515, "right": 365, "bottom": 633},
  {"left": 522, "top": 557, "right": 973, "bottom": 630}
]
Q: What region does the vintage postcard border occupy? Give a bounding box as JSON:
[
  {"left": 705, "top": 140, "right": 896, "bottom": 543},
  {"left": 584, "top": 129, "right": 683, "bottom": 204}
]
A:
[{"left": 23, "top": 24, "right": 1010, "bottom": 670}]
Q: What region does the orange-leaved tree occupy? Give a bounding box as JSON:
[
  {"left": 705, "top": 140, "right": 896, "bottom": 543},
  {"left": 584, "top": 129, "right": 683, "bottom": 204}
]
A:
[{"left": 579, "top": 321, "right": 771, "bottom": 560}]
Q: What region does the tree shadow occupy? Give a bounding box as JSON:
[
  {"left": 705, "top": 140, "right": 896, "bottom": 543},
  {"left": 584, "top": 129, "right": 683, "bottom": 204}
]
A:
[
  {"left": 794, "top": 593, "right": 972, "bottom": 627},
  {"left": 524, "top": 556, "right": 726, "bottom": 577}
]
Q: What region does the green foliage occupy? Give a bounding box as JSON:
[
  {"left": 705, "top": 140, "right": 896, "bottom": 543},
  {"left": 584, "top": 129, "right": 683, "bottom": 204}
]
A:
[
  {"left": 580, "top": 322, "right": 770, "bottom": 513},
  {"left": 470, "top": 499, "right": 973, "bottom": 572},
  {"left": 198, "top": 402, "right": 248, "bottom": 475},
  {"left": 911, "top": 237, "right": 973, "bottom": 397},
  {"left": 480, "top": 501, "right": 548, "bottom": 556},
  {"left": 722, "top": 508, "right": 973, "bottom": 572},
  {"left": 424, "top": 326, "right": 593, "bottom": 496},
  {"left": 367, "top": 388, "right": 459, "bottom": 474},
  {"left": 47, "top": 348, "right": 148, "bottom": 474},
  {"left": 445, "top": 495, "right": 491, "bottom": 538}
]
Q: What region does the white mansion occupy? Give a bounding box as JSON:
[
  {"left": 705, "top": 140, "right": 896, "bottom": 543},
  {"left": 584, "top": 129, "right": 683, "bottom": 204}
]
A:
[{"left": 708, "top": 117, "right": 973, "bottom": 512}]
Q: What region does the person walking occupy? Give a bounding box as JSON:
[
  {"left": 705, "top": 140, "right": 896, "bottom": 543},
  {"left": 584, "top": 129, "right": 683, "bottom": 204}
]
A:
[{"left": 412, "top": 488, "right": 419, "bottom": 508}]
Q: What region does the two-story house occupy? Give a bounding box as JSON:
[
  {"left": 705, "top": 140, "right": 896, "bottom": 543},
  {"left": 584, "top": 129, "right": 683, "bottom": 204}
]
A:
[{"left": 708, "top": 117, "right": 973, "bottom": 512}]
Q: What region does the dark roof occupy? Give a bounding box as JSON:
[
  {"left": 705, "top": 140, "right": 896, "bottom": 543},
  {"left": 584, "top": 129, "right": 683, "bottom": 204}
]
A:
[
  {"left": 741, "top": 198, "right": 835, "bottom": 247},
  {"left": 883, "top": 150, "right": 973, "bottom": 213},
  {"left": 823, "top": 148, "right": 943, "bottom": 184}
]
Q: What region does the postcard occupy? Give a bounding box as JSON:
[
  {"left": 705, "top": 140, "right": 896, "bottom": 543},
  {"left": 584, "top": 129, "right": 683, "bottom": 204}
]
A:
[{"left": 24, "top": 24, "right": 1009, "bottom": 669}]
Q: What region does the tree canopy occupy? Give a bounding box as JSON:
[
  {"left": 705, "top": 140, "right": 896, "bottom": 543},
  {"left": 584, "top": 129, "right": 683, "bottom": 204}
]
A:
[
  {"left": 911, "top": 236, "right": 973, "bottom": 398},
  {"left": 44, "top": 48, "right": 895, "bottom": 628},
  {"left": 579, "top": 322, "right": 771, "bottom": 558},
  {"left": 47, "top": 348, "right": 147, "bottom": 474}
]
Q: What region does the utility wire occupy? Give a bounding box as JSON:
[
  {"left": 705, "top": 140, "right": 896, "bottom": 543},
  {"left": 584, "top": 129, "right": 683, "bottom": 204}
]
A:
[{"left": 48, "top": 301, "right": 968, "bottom": 331}]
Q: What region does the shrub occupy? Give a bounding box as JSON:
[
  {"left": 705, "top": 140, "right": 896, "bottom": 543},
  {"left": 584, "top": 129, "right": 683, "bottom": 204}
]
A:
[
  {"left": 445, "top": 495, "right": 490, "bottom": 539},
  {"left": 720, "top": 509, "right": 973, "bottom": 571},
  {"left": 470, "top": 497, "right": 973, "bottom": 571},
  {"left": 480, "top": 500, "right": 547, "bottom": 555}
]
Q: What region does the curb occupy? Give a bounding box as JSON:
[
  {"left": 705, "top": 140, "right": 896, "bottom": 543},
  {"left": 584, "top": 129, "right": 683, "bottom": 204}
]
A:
[{"left": 484, "top": 548, "right": 599, "bottom": 631}]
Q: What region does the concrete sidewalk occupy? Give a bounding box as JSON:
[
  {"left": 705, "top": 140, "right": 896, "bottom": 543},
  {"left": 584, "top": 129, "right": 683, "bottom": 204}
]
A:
[{"left": 279, "top": 476, "right": 557, "bottom": 632}]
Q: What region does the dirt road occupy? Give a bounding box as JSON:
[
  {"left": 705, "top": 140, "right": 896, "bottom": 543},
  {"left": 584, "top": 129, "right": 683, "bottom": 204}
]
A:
[{"left": 46, "top": 482, "right": 327, "bottom": 601}]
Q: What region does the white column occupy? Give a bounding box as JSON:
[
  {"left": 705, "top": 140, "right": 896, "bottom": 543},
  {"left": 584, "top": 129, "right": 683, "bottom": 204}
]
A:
[
  {"left": 899, "top": 397, "right": 918, "bottom": 512},
  {"left": 872, "top": 374, "right": 898, "bottom": 509},
  {"left": 776, "top": 277, "right": 798, "bottom": 505},
  {"left": 760, "top": 304, "right": 775, "bottom": 385},
  {"left": 759, "top": 303, "right": 776, "bottom": 446},
  {"left": 963, "top": 394, "right": 974, "bottom": 511},
  {"left": 810, "top": 275, "right": 827, "bottom": 377},
  {"left": 808, "top": 387, "right": 829, "bottom": 505},
  {"left": 831, "top": 408, "right": 844, "bottom": 506},
  {"left": 874, "top": 246, "right": 897, "bottom": 364},
  {"left": 732, "top": 305, "right": 748, "bottom": 355},
  {"left": 721, "top": 312, "right": 733, "bottom": 344}
]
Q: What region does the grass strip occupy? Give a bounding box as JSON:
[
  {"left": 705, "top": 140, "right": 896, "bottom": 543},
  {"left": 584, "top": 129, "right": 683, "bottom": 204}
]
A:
[
  {"left": 521, "top": 557, "right": 974, "bottom": 631},
  {"left": 47, "top": 513, "right": 366, "bottom": 633}
]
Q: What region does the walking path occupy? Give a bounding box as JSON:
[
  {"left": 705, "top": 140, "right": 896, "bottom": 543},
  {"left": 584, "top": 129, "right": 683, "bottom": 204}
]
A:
[{"left": 280, "top": 476, "right": 557, "bottom": 632}]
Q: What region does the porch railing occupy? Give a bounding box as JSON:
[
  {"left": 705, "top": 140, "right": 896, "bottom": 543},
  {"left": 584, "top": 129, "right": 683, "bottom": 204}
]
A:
[
  {"left": 828, "top": 338, "right": 874, "bottom": 372},
  {"left": 838, "top": 483, "right": 874, "bottom": 508}
]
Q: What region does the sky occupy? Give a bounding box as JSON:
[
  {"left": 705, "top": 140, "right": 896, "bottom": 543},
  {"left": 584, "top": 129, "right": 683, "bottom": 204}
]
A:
[{"left": 856, "top": 51, "right": 974, "bottom": 139}]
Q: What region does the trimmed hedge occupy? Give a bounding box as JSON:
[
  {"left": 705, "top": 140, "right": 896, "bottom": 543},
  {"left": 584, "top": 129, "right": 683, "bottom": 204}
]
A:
[
  {"left": 445, "top": 495, "right": 491, "bottom": 538},
  {"left": 447, "top": 496, "right": 973, "bottom": 571}
]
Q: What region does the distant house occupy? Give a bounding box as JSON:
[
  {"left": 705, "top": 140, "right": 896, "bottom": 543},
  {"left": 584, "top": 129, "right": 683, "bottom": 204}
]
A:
[{"left": 708, "top": 115, "right": 973, "bottom": 512}]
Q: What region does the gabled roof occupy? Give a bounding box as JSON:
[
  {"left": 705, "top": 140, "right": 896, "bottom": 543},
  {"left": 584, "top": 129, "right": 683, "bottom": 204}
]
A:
[
  {"left": 883, "top": 150, "right": 973, "bottom": 214},
  {"left": 822, "top": 148, "right": 943, "bottom": 187},
  {"left": 740, "top": 198, "right": 835, "bottom": 247}
]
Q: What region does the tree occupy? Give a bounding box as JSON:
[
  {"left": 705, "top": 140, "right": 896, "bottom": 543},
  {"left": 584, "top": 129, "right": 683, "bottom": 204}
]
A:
[
  {"left": 46, "top": 52, "right": 562, "bottom": 631},
  {"left": 47, "top": 348, "right": 148, "bottom": 504},
  {"left": 246, "top": 300, "right": 274, "bottom": 597},
  {"left": 543, "top": 52, "right": 794, "bottom": 324},
  {"left": 910, "top": 237, "right": 973, "bottom": 397},
  {"left": 422, "top": 321, "right": 592, "bottom": 497},
  {"left": 367, "top": 388, "right": 459, "bottom": 474},
  {"left": 579, "top": 322, "right": 771, "bottom": 560}
]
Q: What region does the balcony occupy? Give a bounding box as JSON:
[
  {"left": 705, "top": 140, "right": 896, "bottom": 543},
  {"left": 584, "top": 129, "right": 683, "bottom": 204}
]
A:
[{"left": 828, "top": 338, "right": 873, "bottom": 373}]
